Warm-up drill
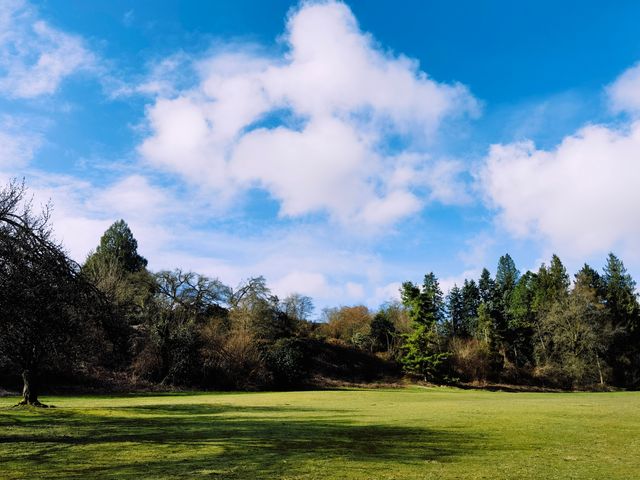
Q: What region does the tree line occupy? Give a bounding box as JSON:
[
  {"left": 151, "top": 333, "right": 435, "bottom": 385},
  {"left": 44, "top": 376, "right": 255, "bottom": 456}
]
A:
[
  {"left": 1, "top": 180, "right": 638, "bottom": 405},
  {"left": 400, "top": 253, "right": 640, "bottom": 389}
]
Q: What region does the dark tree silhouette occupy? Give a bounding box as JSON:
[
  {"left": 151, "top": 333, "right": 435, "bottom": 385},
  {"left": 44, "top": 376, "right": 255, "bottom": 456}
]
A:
[{"left": 0, "top": 180, "right": 108, "bottom": 406}]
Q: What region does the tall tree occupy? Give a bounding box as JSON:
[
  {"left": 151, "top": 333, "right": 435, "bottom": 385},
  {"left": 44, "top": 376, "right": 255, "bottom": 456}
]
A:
[
  {"left": 400, "top": 273, "right": 445, "bottom": 327},
  {"left": 507, "top": 271, "right": 537, "bottom": 367},
  {"left": 478, "top": 268, "right": 495, "bottom": 305},
  {"left": 85, "top": 219, "right": 147, "bottom": 274},
  {"left": 602, "top": 253, "right": 640, "bottom": 386},
  {"left": 496, "top": 254, "right": 520, "bottom": 293},
  {"left": 460, "top": 279, "right": 480, "bottom": 337},
  {"left": 0, "top": 181, "right": 107, "bottom": 406},
  {"left": 540, "top": 281, "right": 610, "bottom": 387},
  {"left": 446, "top": 284, "right": 465, "bottom": 338},
  {"left": 400, "top": 273, "right": 448, "bottom": 380},
  {"left": 83, "top": 221, "right": 154, "bottom": 366}
]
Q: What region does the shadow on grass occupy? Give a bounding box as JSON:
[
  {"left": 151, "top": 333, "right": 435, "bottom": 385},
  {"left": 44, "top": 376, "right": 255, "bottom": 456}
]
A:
[{"left": 0, "top": 402, "right": 485, "bottom": 478}]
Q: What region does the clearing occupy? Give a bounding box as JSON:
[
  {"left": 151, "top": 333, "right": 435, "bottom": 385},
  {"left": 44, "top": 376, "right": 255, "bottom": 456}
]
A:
[{"left": 0, "top": 388, "right": 638, "bottom": 479}]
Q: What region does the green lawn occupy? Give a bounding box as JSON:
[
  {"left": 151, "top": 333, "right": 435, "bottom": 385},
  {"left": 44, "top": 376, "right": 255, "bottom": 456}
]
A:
[{"left": 0, "top": 388, "right": 638, "bottom": 479}]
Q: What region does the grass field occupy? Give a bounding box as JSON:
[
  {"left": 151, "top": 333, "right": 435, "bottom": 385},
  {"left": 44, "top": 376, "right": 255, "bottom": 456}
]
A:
[{"left": 0, "top": 388, "right": 638, "bottom": 479}]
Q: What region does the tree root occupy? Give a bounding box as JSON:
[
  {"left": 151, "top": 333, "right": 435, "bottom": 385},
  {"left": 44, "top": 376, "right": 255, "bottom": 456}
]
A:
[{"left": 13, "top": 400, "right": 51, "bottom": 408}]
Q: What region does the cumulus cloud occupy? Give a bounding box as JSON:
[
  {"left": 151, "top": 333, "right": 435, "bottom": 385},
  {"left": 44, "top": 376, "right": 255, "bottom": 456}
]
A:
[
  {"left": 607, "top": 62, "right": 640, "bottom": 116},
  {"left": 0, "top": 0, "right": 94, "bottom": 98},
  {"left": 480, "top": 117, "right": 640, "bottom": 257},
  {"left": 139, "top": 1, "right": 477, "bottom": 227},
  {"left": 0, "top": 170, "right": 399, "bottom": 310}
]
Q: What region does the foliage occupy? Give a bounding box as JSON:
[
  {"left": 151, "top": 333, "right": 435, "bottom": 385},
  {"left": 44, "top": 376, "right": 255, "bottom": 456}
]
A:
[
  {"left": 264, "top": 337, "right": 309, "bottom": 387},
  {"left": 85, "top": 219, "right": 148, "bottom": 273},
  {"left": 320, "top": 305, "right": 371, "bottom": 344},
  {"left": 449, "top": 337, "right": 492, "bottom": 382}
]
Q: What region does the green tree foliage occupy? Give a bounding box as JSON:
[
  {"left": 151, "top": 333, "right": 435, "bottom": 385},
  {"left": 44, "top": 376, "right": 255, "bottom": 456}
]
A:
[
  {"left": 602, "top": 253, "right": 640, "bottom": 386},
  {"left": 445, "top": 285, "right": 465, "bottom": 338},
  {"left": 400, "top": 273, "right": 448, "bottom": 380},
  {"left": 83, "top": 221, "right": 155, "bottom": 367},
  {"left": 539, "top": 282, "right": 610, "bottom": 387},
  {"left": 506, "top": 271, "right": 537, "bottom": 367},
  {"left": 369, "top": 311, "right": 397, "bottom": 353},
  {"left": 400, "top": 324, "right": 448, "bottom": 381},
  {"left": 401, "top": 273, "right": 445, "bottom": 327},
  {"left": 460, "top": 279, "right": 480, "bottom": 337},
  {"left": 85, "top": 219, "right": 148, "bottom": 274},
  {"left": 496, "top": 254, "right": 520, "bottom": 293}
]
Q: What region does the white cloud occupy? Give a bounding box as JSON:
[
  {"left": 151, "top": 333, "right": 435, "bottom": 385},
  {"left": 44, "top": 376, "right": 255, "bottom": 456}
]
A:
[
  {"left": 479, "top": 61, "right": 640, "bottom": 259},
  {"left": 0, "top": 0, "right": 94, "bottom": 99},
  {"left": 607, "top": 62, "right": 640, "bottom": 116},
  {"left": 373, "top": 282, "right": 401, "bottom": 305},
  {"left": 0, "top": 117, "right": 41, "bottom": 168},
  {"left": 0, "top": 169, "right": 409, "bottom": 310},
  {"left": 480, "top": 120, "right": 640, "bottom": 257},
  {"left": 138, "top": 0, "right": 478, "bottom": 228}
]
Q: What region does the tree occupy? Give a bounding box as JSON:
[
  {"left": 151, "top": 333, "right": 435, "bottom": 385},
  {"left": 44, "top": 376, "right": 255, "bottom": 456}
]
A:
[
  {"left": 495, "top": 254, "right": 520, "bottom": 294},
  {"left": 370, "top": 311, "right": 397, "bottom": 353},
  {"left": 400, "top": 273, "right": 445, "bottom": 328},
  {"left": 136, "top": 269, "right": 230, "bottom": 384},
  {"left": 539, "top": 282, "right": 610, "bottom": 387},
  {"left": 445, "top": 285, "right": 465, "bottom": 338},
  {"left": 478, "top": 268, "right": 495, "bottom": 305},
  {"left": 507, "top": 271, "right": 537, "bottom": 367},
  {"left": 85, "top": 219, "right": 147, "bottom": 274},
  {"left": 321, "top": 305, "right": 371, "bottom": 344},
  {"left": 0, "top": 180, "right": 107, "bottom": 406},
  {"left": 400, "top": 273, "right": 448, "bottom": 380},
  {"left": 460, "top": 279, "right": 480, "bottom": 337},
  {"left": 602, "top": 253, "right": 640, "bottom": 386},
  {"left": 575, "top": 264, "right": 604, "bottom": 297},
  {"left": 533, "top": 255, "right": 569, "bottom": 315}
]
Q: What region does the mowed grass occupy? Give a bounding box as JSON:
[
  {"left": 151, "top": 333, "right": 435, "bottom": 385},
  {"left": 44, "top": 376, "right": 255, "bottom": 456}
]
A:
[{"left": 0, "top": 388, "right": 638, "bottom": 479}]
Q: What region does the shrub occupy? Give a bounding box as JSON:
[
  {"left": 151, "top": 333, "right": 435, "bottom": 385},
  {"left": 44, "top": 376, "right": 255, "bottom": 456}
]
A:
[
  {"left": 264, "top": 338, "right": 309, "bottom": 388},
  {"left": 449, "top": 337, "right": 492, "bottom": 383}
]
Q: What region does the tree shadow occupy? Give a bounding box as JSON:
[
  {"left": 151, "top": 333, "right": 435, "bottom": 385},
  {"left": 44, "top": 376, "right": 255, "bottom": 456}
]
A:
[{"left": 0, "top": 402, "right": 486, "bottom": 478}]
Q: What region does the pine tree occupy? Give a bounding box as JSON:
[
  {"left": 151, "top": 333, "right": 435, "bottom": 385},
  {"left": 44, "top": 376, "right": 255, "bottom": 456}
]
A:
[
  {"left": 461, "top": 279, "right": 480, "bottom": 337},
  {"left": 85, "top": 219, "right": 148, "bottom": 273},
  {"left": 602, "top": 253, "right": 640, "bottom": 386},
  {"left": 446, "top": 285, "right": 465, "bottom": 337},
  {"left": 400, "top": 273, "right": 448, "bottom": 381}
]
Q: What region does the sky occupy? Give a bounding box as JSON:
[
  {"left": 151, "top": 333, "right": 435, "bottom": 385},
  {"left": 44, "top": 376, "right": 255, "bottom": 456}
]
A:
[{"left": 2, "top": 0, "right": 640, "bottom": 314}]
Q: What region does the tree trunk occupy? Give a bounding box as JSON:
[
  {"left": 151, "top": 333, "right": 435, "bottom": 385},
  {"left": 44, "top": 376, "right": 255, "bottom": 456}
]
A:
[
  {"left": 595, "top": 354, "right": 605, "bottom": 387},
  {"left": 15, "top": 370, "right": 47, "bottom": 407}
]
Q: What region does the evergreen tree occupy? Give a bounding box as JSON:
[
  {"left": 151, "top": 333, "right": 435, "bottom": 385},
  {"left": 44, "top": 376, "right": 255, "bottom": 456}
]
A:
[
  {"left": 496, "top": 254, "right": 520, "bottom": 293},
  {"left": 602, "top": 253, "right": 640, "bottom": 386},
  {"left": 400, "top": 273, "right": 448, "bottom": 381},
  {"left": 446, "top": 285, "right": 465, "bottom": 337},
  {"left": 461, "top": 279, "right": 480, "bottom": 337},
  {"left": 575, "top": 263, "right": 604, "bottom": 297},
  {"left": 400, "top": 273, "right": 445, "bottom": 327},
  {"left": 506, "top": 271, "right": 537, "bottom": 367},
  {"left": 83, "top": 220, "right": 153, "bottom": 366},
  {"left": 478, "top": 268, "right": 495, "bottom": 304},
  {"left": 86, "top": 219, "right": 148, "bottom": 274}
]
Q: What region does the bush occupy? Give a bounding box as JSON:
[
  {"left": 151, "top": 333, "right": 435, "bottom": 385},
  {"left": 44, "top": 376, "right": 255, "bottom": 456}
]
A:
[
  {"left": 264, "top": 338, "right": 309, "bottom": 388},
  {"left": 449, "top": 338, "right": 492, "bottom": 383}
]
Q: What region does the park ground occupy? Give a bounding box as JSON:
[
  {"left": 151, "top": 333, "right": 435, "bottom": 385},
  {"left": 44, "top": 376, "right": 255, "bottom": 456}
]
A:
[{"left": 0, "top": 387, "right": 638, "bottom": 479}]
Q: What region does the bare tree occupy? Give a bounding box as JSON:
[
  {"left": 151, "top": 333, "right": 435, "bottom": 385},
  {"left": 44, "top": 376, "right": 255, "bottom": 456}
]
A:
[{"left": 0, "top": 180, "right": 107, "bottom": 406}]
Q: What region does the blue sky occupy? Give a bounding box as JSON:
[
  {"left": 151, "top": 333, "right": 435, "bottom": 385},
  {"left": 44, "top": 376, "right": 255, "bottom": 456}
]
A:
[{"left": 2, "top": 0, "right": 640, "bottom": 313}]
